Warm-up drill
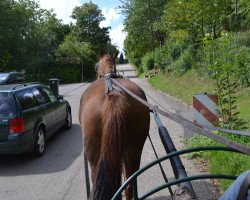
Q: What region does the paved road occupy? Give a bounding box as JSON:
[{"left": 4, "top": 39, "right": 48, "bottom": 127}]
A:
[{"left": 0, "top": 64, "right": 220, "bottom": 199}]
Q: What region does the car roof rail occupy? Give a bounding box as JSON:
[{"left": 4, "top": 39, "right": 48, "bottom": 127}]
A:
[
  {"left": 11, "top": 82, "right": 41, "bottom": 90},
  {"left": 11, "top": 84, "right": 27, "bottom": 90},
  {"left": 28, "top": 82, "right": 41, "bottom": 84}
]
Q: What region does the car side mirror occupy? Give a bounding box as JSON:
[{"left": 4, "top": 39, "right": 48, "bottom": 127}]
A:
[{"left": 57, "top": 95, "right": 64, "bottom": 100}]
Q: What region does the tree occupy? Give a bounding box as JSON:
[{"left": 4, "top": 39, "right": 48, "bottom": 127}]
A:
[
  {"left": 159, "top": 0, "right": 232, "bottom": 43},
  {"left": 0, "top": 0, "right": 69, "bottom": 80},
  {"left": 71, "top": 2, "right": 111, "bottom": 53},
  {"left": 56, "top": 33, "right": 96, "bottom": 79},
  {"left": 121, "top": 0, "right": 167, "bottom": 63}
]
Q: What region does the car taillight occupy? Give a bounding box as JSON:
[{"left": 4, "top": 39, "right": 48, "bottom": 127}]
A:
[{"left": 9, "top": 118, "right": 25, "bottom": 134}]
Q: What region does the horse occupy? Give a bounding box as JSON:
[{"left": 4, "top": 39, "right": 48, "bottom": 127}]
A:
[{"left": 78, "top": 51, "right": 150, "bottom": 200}]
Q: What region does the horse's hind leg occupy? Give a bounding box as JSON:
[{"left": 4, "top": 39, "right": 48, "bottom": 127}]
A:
[{"left": 124, "top": 151, "right": 142, "bottom": 200}]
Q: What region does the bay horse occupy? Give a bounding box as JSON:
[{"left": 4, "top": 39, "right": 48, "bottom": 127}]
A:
[{"left": 78, "top": 51, "right": 150, "bottom": 200}]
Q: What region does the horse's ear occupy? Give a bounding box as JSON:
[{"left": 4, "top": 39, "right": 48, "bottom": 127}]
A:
[
  {"left": 113, "top": 51, "right": 119, "bottom": 59},
  {"left": 99, "top": 50, "right": 105, "bottom": 59}
]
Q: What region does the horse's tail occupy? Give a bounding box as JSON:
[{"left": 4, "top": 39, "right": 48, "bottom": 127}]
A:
[{"left": 92, "top": 91, "right": 128, "bottom": 200}]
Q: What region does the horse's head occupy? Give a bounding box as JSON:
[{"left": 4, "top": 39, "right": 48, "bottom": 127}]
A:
[{"left": 97, "top": 51, "right": 119, "bottom": 78}]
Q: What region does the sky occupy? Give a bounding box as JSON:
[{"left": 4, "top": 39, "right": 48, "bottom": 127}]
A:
[{"left": 34, "top": 0, "right": 126, "bottom": 52}]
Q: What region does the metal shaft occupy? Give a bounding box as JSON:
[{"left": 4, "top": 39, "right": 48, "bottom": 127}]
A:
[{"left": 154, "top": 111, "right": 197, "bottom": 199}]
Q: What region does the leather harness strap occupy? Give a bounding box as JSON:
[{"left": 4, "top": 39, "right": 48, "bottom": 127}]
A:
[{"left": 103, "top": 73, "right": 123, "bottom": 94}]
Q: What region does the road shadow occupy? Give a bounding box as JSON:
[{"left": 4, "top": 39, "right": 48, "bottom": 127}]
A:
[{"left": 0, "top": 124, "right": 83, "bottom": 176}]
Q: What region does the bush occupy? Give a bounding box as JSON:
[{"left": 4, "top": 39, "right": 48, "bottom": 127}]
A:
[
  {"left": 169, "top": 47, "right": 193, "bottom": 75},
  {"left": 235, "top": 46, "right": 250, "bottom": 87},
  {"left": 153, "top": 39, "right": 191, "bottom": 72},
  {"left": 237, "top": 30, "right": 250, "bottom": 47},
  {"left": 134, "top": 58, "right": 141, "bottom": 68},
  {"left": 141, "top": 52, "right": 155, "bottom": 72},
  {"left": 154, "top": 45, "right": 173, "bottom": 70}
]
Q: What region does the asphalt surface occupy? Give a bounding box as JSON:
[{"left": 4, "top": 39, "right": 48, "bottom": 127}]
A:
[{"left": 0, "top": 64, "right": 221, "bottom": 200}]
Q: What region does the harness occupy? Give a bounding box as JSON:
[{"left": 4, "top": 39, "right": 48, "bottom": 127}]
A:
[{"left": 103, "top": 73, "right": 123, "bottom": 94}]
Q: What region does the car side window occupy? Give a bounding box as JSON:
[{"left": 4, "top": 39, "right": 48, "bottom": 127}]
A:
[
  {"left": 42, "top": 87, "right": 57, "bottom": 103},
  {"left": 7, "top": 74, "right": 14, "bottom": 84},
  {"left": 15, "top": 89, "right": 38, "bottom": 111},
  {"left": 31, "top": 88, "right": 47, "bottom": 105},
  {"left": 15, "top": 73, "right": 24, "bottom": 82}
]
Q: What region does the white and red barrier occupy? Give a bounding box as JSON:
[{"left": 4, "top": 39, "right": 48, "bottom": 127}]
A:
[{"left": 193, "top": 93, "right": 218, "bottom": 126}]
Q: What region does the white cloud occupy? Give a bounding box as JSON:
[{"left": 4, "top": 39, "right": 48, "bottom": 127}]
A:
[
  {"left": 109, "top": 24, "right": 127, "bottom": 52},
  {"left": 100, "top": 7, "right": 121, "bottom": 28},
  {"left": 35, "top": 0, "right": 81, "bottom": 24},
  {"left": 100, "top": 7, "right": 125, "bottom": 52}
]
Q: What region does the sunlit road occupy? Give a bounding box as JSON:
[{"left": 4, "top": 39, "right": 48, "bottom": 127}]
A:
[{"left": 0, "top": 64, "right": 220, "bottom": 199}]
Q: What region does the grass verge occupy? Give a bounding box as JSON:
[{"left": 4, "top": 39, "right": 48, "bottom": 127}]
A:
[{"left": 149, "top": 70, "right": 215, "bottom": 106}]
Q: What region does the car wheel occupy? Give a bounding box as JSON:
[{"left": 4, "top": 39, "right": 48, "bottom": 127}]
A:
[
  {"left": 33, "top": 127, "right": 46, "bottom": 157},
  {"left": 64, "top": 108, "right": 72, "bottom": 130}
]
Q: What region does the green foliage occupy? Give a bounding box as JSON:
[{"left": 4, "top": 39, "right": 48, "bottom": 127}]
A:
[
  {"left": 202, "top": 32, "right": 247, "bottom": 130},
  {"left": 141, "top": 52, "right": 154, "bottom": 72},
  {"left": 169, "top": 48, "right": 193, "bottom": 75},
  {"left": 234, "top": 0, "right": 250, "bottom": 30},
  {"left": 237, "top": 30, "right": 250, "bottom": 47},
  {"left": 138, "top": 37, "right": 192, "bottom": 75},
  {"left": 56, "top": 34, "right": 96, "bottom": 81},
  {"left": 0, "top": 0, "right": 117, "bottom": 83},
  {"left": 71, "top": 2, "right": 111, "bottom": 53},
  {"left": 235, "top": 46, "right": 250, "bottom": 87},
  {"left": 121, "top": 0, "right": 167, "bottom": 64}
]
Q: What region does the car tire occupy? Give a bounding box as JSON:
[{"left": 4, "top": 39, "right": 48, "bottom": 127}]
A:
[
  {"left": 64, "top": 108, "right": 72, "bottom": 130},
  {"left": 33, "top": 127, "right": 46, "bottom": 157}
]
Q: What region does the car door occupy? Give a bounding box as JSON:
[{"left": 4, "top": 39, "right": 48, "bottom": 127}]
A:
[
  {"left": 41, "top": 87, "right": 66, "bottom": 134},
  {"left": 30, "top": 87, "right": 55, "bottom": 137},
  {"left": 56, "top": 96, "right": 67, "bottom": 128}
]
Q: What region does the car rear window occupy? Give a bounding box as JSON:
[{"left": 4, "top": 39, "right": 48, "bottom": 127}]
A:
[
  {"left": 15, "top": 89, "right": 38, "bottom": 111},
  {"left": 0, "top": 92, "right": 16, "bottom": 117}
]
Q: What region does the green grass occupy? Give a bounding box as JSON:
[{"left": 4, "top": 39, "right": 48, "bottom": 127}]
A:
[
  {"left": 186, "top": 134, "right": 250, "bottom": 191},
  {"left": 148, "top": 69, "right": 250, "bottom": 191},
  {"left": 149, "top": 70, "right": 215, "bottom": 106},
  {"left": 237, "top": 87, "right": 250, "bottom": 128}
]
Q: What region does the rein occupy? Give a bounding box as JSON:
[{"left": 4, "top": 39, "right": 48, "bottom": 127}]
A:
[{"left": 110, "top": 78, "right": 250, "bottom": 155}]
